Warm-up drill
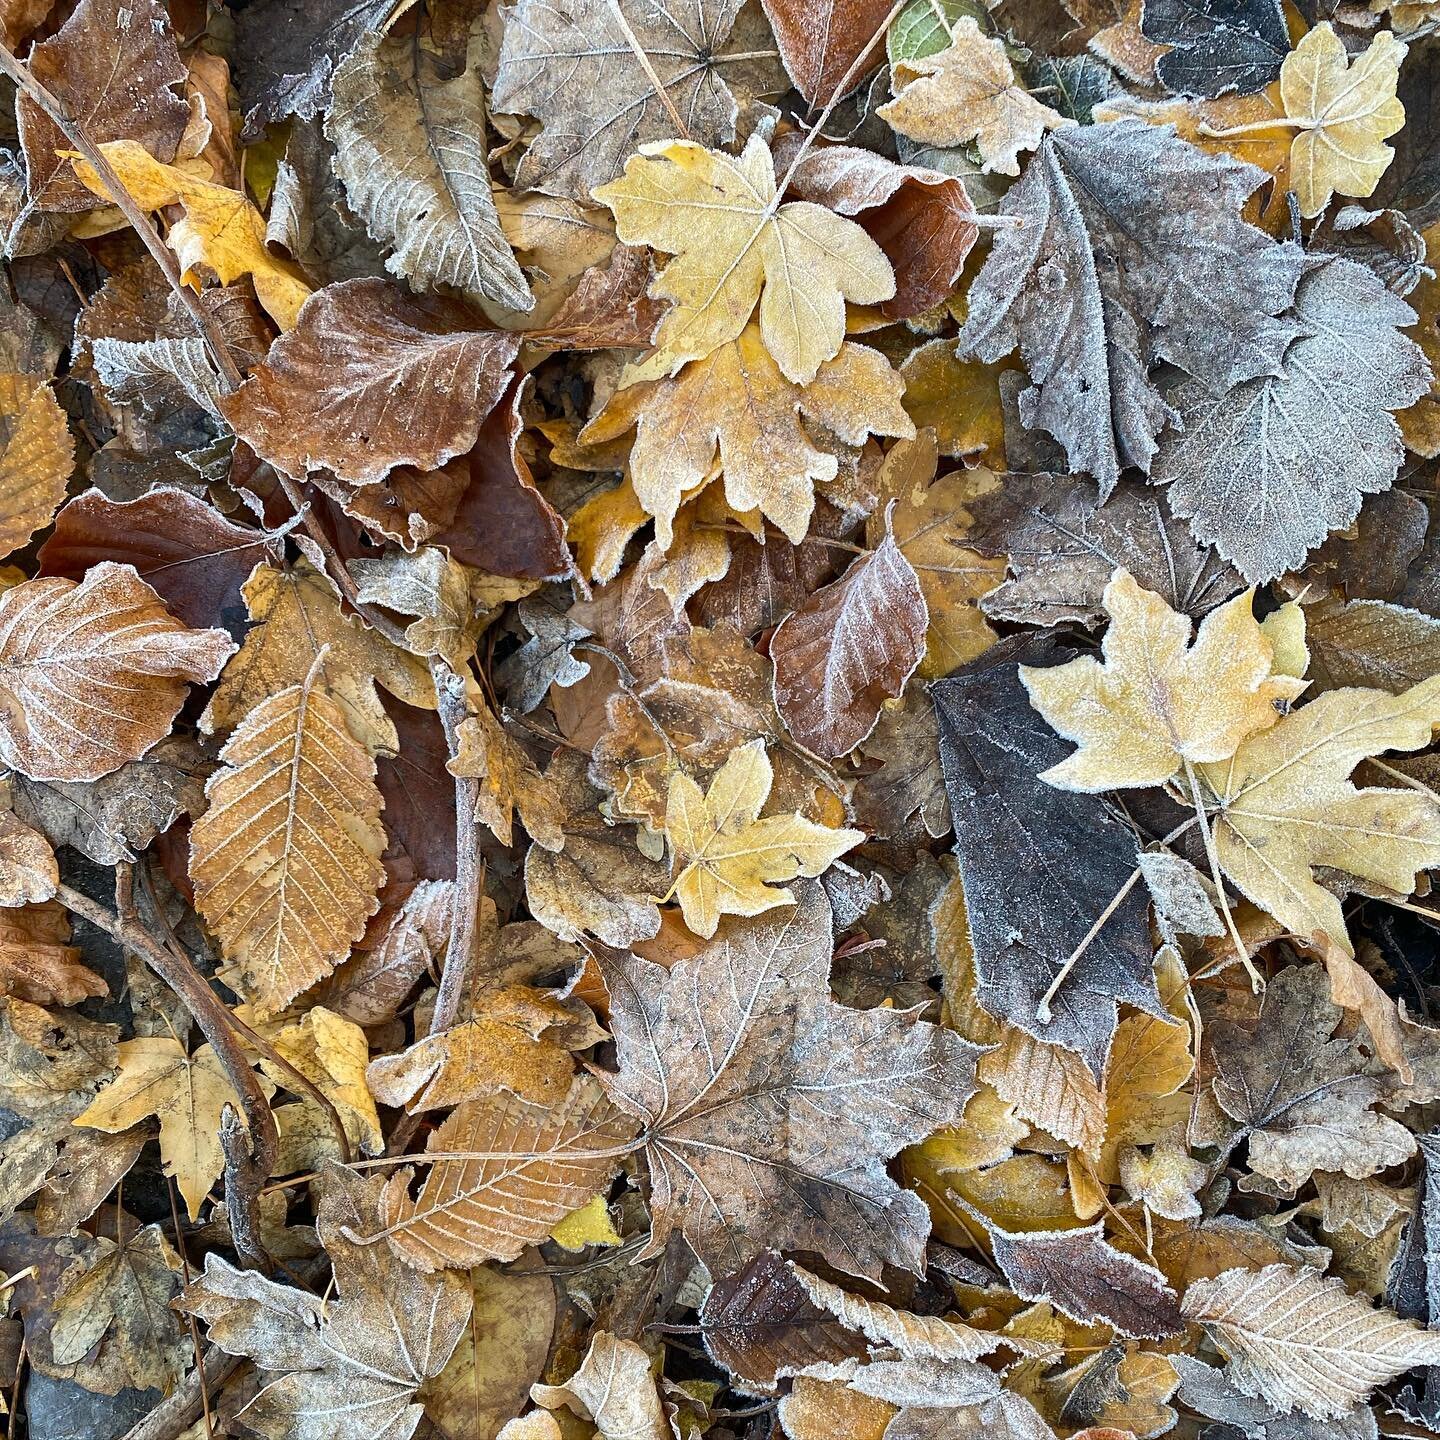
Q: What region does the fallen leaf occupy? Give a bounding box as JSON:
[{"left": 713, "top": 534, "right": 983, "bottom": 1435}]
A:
[
  {"left": 762, "top": 0, "right": 896, "bottom": 104},
  {"left": 532, "top": 1331, "right": 669, "bottom": 1440},
  {"left": 0, "top": 373, "right": 72, "bottom": 563},
  {"left": 0, "top": 900, "right": 105, "bottom": 1008},
  {"left": 1141, "top": 0, "right": 1289, "bottom": 98}
]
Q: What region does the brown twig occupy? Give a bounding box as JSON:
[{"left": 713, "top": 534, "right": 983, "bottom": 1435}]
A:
[
  {"left": 55, "top": 883, "right": 278, "bottom": 1273},
  {"left": 118, "top": 1349, "right": 242, "bottom": 1440}
]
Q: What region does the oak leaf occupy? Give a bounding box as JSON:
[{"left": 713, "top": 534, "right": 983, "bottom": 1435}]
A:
[
  {"left": 880, "top": 18, "right": 1073, "bottom": 175},
  {"left": 597, "top": 883, "right": 982, "bottom": 1279},
  {"left": 177, "top": 1171, "right": 472, "bottom": 1440},
  {"left": 771, "top": 528, "right": 929, "bottom": 759},
  {"left": 73, "top": 1037, "right": 268, "bottom": 1220},
  {"left": 662, "top": 740, "right": 862, "bottom": 938},
  {"left": 189, "top": 667, "right": 387, "bottom": 1018},
  {"left": 0, "top": 563, "right": 233, "bottom": 784},
  {"left": 1280, "top": 25, "right": 1407, "bottom": 218},
  {"left": 581, "top": 328, "right": 913, "bottom": 547},
  {"left": 71, "top": 141, "right": 314, "bottom": 331},
  {"left": 593, "top": 133, "right": 896, "bottom": 384},
  {"left": 1182, "top": 1262, "right": 1440, "bottom": 1418},
  {"left": 1019, "top": 569, "right": 1303, "bottom": 792},
  {"left": 376, "top": 1076, "right": 640, "bottom": 1270},
  {"left": 0, "top": 374, "right": 72, "bottom": 563},
  {"left": 218, "top": 279, "right": 521, "bottom": 487},
  {"left": 326, "top": 26, "right": 533, "bottom": 310}
]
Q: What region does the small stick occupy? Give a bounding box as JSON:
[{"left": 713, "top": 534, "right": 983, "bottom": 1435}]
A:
[{"left": 611, "top": 0, "right": 691, "bottom": 140}]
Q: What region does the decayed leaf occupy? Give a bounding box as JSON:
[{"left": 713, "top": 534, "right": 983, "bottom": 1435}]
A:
[
  {"left": 0, "top": 900, "right": 105, "bottom": 1007},
  {"left": 219, "top": 279, "right": 520, "bottom": 487},
  {"left": 18, "top": 0, "right": 187, "bottom": 212},
  {"left": 662, "top": 740, "right": 862, "bottom": 937},
  {"left": 177, "top": 1171, "right": 473, "bottom": 1440},
  {"left": 0, "top": 563, "right": 233, "bottom": 784},
  {"left": 0, "top": 812, "right": 56, "bottom": 908},
  {"left": 73, "top": 1038, "right": 265, "bottom": 1220},
  {"left": 956, "top": 119, "right": 1302, "bottom": 490},
  {"left": 71, "top": 141, "right": 314, "bottom": 330},
  {"left": 366, "top": 988, "right": 580, "bottom": 1112},
  {"left": 881, "top": 18, "right": 1073, "bottom": 175},
  {"left": 581, "top": 328, "right": 913, "bottom": 547},
  {"left": 492, "top": 0, "right": 760, "bottom": 199},
  {"left": 1152, "top": 257, "right": 1431, "bottom": 584},
  {"left": 1141, "top": 0, "right": 1289, "bottom": 99},
  {"left": 1183, "top": 1262, "right": 1440, "bottom": 1418},
  {"left": 598, "top": 883, "right": 982, "bottom": 1279},
  {"left": 0, "top": 374, "right": 71, "bottom": 563},
  {"left": 1198, "top": 673, "right": 1440, "bottom": 954},
  {"left": 50, "top": 1225, "right": 187, "bottom": 1394},
  {"left": 532, "top": 1332, "right": 669, "bottom": 1440},
  {"left": 968, "top": 473, "right": 1244, "bottom": 628},
  {"left": 594, "top": 133, "right": 895, "bottom": 384},
  {"left": 327, "top": 26, "right": 531, "bottom": 310},
  {"left": 351, "top": 547, "right": 497, "bottom": 673},
  {"left": 189, "top": 666, "right": 387, "bottom": 1018},
  {"left": 200, "top": 559, "right": 434, "bottom": 755},
  {"left": 1020, "top": 570, "right": 1301, "bottom": 792},
  {"left": 1201, "top": 965, "right": 1413, "bottom": 1188},
  {"left": 1280, "top": 25, "right": 1407, "bottom": 218},
  {"left": 376, "top": 1076, "right": 640, "bottom": 1270}
]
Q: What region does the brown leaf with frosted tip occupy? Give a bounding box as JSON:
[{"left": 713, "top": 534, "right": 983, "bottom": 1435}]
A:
[
  {"left": 762, "top": 0, "right": 895, "bottom": 104},
  {"left": 219, "top": 278, "right": 520, "bottom": 488}
]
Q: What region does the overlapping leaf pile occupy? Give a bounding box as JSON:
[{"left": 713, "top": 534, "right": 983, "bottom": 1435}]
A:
[{"left": 4, "top": 1, "right": 1440, "bottom": 1439}]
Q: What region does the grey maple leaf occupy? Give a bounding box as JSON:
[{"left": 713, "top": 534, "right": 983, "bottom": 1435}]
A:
[
  {"left": 1152, "top": 256, "right": 1433, "bottom": 584},
  {"left": 956, "top": 119, "right": 1304, "bottom": 494}
]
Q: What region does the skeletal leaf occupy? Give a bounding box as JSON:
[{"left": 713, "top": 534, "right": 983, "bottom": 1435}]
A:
[
  {"left": 327, "top": 27, "right": 533, "bottom": 310},
  {"left": 189, "top": 669, "right": 387, "bottom": 1018},
  {"left": 1183, "top": 1262, "right": 1440, "bottom": 1418},
  {"left": 597, "top": 883, "right": 982, "bottom": 1279},
  {"left": 73, "top": 1038, "right": 266, "bottom": 1220},
  {"left": 662, "top": 740, "right": 862, "bottom": 938},
  {"left": 1280, "top": 25, "right": 1407, "bottom": 219},
  {"left": 593, "top": 133, "right": 896, "bottom": 384},
  {"left": 581, "top": 329, "right": 913, "bottom": 547},
  {"left": 1020, "top": 569, "right": 1302, "bottom": 792},
  {"left": 1153, "top": 258, "right": 1431, "bottom": 585},
  {"left": 881, "top": 18, "right": 1073, "bottom": 175},
  {"left": 0, "top": 563, "right": 233, "bottom": 784}
]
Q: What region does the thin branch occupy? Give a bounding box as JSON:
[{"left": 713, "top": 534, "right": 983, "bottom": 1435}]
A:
[
  {"left": 610, "top": 0, "right": 691, "bottom": 139},
  {"left": 55, "top": 882, "right": 278, "bottom": 1272}
]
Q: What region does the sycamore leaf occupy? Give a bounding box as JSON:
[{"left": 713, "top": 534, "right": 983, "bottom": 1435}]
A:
[
  {"left": 1280, "top": 25, "right": 1407, "bottom": 219},
  {"left": 376, "top": 1076, "right": 640, "bottom": 1270},
  {"left": 327, "top": 27, "right": 532, "bottom": 310},
  {"left": 956, "top": 119, "right": 1303, "bottom": 491},
  {"left": 177, "top": 1171, "right": 472, "bottom": 1440},
  {"left": 189, "top": 667, "right": 387, "bottom": 1019},
  {"left": 1152, "top": 256, "right": 1431, "bottom": 585},
  {"left": 448, "top": 701, "right": 565, "bottom": 851},
  {"left": 597, "top": 883, "right": 982, "bottom": 1279},
  {"left": 662, "top": 740, "right": 862, "bottom": 938},
  {"left": 1199, "top": 674, "right": 1440, "bottom": 954},
  {"left": 73, "top": 1037, "right": 268, "bottom": 1220},
  {"left": 1020, "top": 569, "right": 1303, "bottom": 792},
  {"left": 0, "top": 563, "right": 234, "bottom": 784},
  {"left": 0, "top": 374, "right": 72, "bottom": 563},
  {"left": 771, "top": 530, "right": 929, "bottom": 759},
  {"left": 200, "top": 559, "right": 435, "bottom": 756},
  {"left": 1182, "top": 1262, "right": 1440, "bottom": 1418},
  {"left": 492, "top": 0, "right": 764, "bottom": 200},
  {"left": 50, "top": 1225, "right": 187, "bottom": 1393},
  {"left": 532, "top": 1332, "right": 669, "bottom": 1440},
  {"left": 261, "top": 1007, "right": 383, "bottom": 1157},
  {"left": 581, "top": 328, "right": 913, "bottom": 547},
  {"left": 593, "top": 133, "right": 895, "bottom": 384},
  {"left": 70, "top": 141, "right": 313, "bottom": 330},
  {"left": 218, "top": 279, "right": 520, "bottom": 488},
  {"left": 880, "top": 18, "right": 1073, "bottom": 175}
]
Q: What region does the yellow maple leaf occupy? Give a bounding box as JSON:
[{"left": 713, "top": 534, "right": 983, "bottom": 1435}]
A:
[
  {"left": 70, "top": 140, "right": 313, "bottom": 329},
  {"left": 663, "top": 739, "right": 862, "bottom": 938},
  {"left": 261, "top": 1006, "right": 383, "bottom": 1157},
  {"left": 1020, "top": 569, "right": 1305, "bottom": 792},
  {"left": 582, "top": 325, "right": 913, "bottom": 546},
  {"left": 1279, "top": 24, "right": 1407, "bottom": 218},
  {"left": 880, "top": 17, "right": 1072, "bottom": 176},
  {"left": 592, "top": 133, "right": 895, "bottom": 384},
  {"left": 73, "top": 1037, "right": 271, "bottom": 1219},
  {"left": 1199, "top": 673, "right": 1440, "bottom": 954}
]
